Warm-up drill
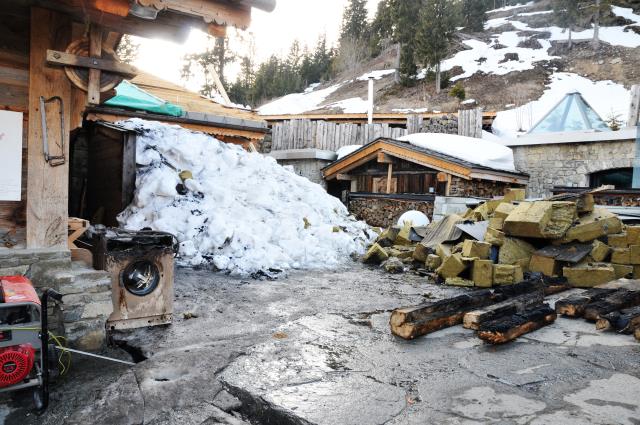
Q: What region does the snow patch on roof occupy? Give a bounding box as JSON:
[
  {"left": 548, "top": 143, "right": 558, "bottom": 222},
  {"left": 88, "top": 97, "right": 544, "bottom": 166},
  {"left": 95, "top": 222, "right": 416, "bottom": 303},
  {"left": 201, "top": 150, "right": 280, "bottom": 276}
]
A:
[{"left": 397, "top": 133, "right": 516, "bottom": 172}]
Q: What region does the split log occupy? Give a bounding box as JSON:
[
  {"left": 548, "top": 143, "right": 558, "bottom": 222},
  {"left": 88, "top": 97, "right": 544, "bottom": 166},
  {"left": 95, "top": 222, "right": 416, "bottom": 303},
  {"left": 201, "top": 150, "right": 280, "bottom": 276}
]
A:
[
  {"left": 555, "top": 288, "right": 618, "bottom": 317},
  {"left": 596, "top": 306, "right": 640, "bottom": 333},
  {"left": 463, "top": 291, "right": 545, "bottom": 331},
  {"left": 390, "top": 290, "right": 495, "bottom": 339},
  {"left": 477, "top": 305, "right": 557, "bottom": 344},
  {"left": 583, "top": 290, "right": 640, "bottom": 322}
]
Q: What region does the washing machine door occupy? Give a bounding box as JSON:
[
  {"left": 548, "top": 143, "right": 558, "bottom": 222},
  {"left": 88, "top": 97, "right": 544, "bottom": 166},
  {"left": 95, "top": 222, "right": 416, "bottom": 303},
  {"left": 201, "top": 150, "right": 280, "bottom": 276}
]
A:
[{"left": 121, "top": 260, "right": 161, "bottom": 296}]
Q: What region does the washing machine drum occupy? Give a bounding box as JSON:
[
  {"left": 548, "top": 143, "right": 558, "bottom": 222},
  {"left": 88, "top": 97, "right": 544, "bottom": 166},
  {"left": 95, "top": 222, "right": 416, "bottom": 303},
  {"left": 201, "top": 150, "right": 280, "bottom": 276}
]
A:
[{"left": 121, "top": 260, "right": 161, "bottom": 296}]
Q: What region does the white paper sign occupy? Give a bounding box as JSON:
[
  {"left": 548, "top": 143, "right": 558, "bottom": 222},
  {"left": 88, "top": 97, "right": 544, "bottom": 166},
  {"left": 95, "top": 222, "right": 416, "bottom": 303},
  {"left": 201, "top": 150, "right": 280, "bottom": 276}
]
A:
[{"left": 0, "top": 110, "right": 23, "bottom": 201}]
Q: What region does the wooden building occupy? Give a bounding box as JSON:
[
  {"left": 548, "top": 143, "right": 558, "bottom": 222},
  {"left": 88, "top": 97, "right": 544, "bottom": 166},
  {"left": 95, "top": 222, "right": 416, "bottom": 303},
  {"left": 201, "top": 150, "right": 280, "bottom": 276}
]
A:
[
  {"left": 322, "top": 138, "right": 528, "bottom": 227},
  {"left": 0, "top": 0, "right": 275, "bottom": 348}
]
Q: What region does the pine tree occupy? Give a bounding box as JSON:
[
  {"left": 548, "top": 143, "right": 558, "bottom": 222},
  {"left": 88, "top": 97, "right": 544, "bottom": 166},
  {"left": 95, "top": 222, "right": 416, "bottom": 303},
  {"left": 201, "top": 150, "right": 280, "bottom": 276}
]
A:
[
  {"left": 369, "top": 0, "right": 395, "bottom": 57},
  {"left": 340, "top": 0, "right": 369, "bottom": 43},
  {"left": 392, "top": 0, "right": 422, "bottom": 86},
  {"left": 415, "top": 0, "right": 459, "bottom": 93},
  {"left": 553, "top": 0, "right": 581, "bottom": 49},
  {"left": 182, "top": 36, "right": 236, "bottom": 98},
  {"left": 116, "top": 35, "right": 139, "bottom": 65},
  {"left": 461, "top": 0, "right": 489, "bottom": 32}
]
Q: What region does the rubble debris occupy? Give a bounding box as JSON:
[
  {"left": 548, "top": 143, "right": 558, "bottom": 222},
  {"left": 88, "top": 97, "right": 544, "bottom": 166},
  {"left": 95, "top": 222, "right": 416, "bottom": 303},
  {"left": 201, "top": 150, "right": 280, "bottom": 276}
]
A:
[
  {"left": 477, "top": 304, "right": 557, "bottom": 344},
  {"left": 563, "top": 265, "right": 616, "bottom": 288},
  {"left": 503, "top": 201, "right": 576, "bottom": 239},
  {"left": 383, "top": 257, "right": 405, "bottom": 274},
  {"left": 363, "top": 186, "right": 640, "bottom": 290},
  {"left": 390, "top": 290, "right": 495, "bottom": 339},
  {"left": 596, "top": 306, "right": 640, "bottom": 333},
  {"left": 635, "top": 328, "right": 640, "bottom": 342}
]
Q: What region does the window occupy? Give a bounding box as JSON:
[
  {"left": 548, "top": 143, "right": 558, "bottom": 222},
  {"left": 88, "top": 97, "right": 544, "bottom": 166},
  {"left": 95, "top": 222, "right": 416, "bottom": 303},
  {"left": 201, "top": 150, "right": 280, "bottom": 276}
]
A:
[{"left": 590, "top": 168, "right": 633, "bottom": 189}]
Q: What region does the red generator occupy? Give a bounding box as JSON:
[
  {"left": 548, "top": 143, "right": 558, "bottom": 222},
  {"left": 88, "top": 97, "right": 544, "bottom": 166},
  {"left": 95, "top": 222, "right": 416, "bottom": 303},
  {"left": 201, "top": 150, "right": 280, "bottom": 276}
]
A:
[{"left": 0, "top": 276, "right": 61, "bottom": 411}]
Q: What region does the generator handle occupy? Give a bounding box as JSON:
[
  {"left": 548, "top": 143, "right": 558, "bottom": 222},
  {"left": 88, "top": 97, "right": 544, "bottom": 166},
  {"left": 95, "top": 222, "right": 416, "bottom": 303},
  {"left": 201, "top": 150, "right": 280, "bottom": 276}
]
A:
[{"left": 37, "top": 288, "right": 62, "bottom": 414}]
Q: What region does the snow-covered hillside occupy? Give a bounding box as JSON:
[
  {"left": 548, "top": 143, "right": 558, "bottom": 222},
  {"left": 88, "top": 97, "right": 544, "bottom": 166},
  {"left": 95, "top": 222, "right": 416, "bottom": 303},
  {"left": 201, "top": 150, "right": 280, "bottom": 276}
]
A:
[{"left": 257, "top": 1, "right": 639, "bottom": 138}]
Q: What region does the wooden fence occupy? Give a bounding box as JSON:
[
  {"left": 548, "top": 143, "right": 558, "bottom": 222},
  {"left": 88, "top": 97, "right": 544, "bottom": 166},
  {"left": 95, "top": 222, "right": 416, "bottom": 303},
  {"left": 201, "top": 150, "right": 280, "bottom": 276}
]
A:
[
  {"left": 270, "top": 108, "right": 483, "bottom": 152},
  {"left": 271, "top": 120, "right": 408, "bottom": 151}
]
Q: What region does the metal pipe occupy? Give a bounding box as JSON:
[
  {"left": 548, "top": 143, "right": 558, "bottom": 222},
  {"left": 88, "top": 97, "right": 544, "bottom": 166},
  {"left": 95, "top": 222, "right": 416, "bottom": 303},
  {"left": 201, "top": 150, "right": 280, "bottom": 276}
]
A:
[
  {"left": 53, "top": 346, "right": 136, "bottom": 366},
  {"left": 368, "top": 77, "right": 374, "bottom": 125}
]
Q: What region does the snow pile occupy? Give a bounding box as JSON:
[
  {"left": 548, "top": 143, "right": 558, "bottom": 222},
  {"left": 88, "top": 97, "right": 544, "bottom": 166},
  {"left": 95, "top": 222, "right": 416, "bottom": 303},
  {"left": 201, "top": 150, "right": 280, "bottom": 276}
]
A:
[
  {"left": 397, "top": 133, "right": 516, "bottom": 172},
  {"left": 116, "top": 119, "right": 374, "bottom": 276},
  {"left": 336, "top": 145, "right": 363, "bottom": 159},
  {"left": 492, "top": 72, "right": 630, "bottom": 138}
]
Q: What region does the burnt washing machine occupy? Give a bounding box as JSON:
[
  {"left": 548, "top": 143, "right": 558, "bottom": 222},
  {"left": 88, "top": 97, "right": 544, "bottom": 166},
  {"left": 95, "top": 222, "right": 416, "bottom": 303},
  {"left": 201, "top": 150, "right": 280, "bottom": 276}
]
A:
[{"left": 92, "top": 228, "right": 179, "bottom": 330}]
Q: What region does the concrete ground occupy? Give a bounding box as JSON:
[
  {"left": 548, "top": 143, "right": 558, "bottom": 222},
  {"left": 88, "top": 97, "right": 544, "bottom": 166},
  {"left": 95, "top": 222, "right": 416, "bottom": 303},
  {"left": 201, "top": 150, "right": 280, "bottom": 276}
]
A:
[{"left": 1, "top": 264, "right": 640, "bottom": 424}]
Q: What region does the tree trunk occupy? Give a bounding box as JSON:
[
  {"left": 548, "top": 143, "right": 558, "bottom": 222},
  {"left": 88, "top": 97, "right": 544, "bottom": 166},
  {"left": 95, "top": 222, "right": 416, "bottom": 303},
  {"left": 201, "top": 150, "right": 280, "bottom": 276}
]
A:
[
  {"left": 568, "top": 26, "right": 573, "bottom": 50},
  {"left": 435, "top": 62, "right": 441, "bottom": 94},
  {"left": 592, "top": 0, "right": 601, "bottom": 49}
]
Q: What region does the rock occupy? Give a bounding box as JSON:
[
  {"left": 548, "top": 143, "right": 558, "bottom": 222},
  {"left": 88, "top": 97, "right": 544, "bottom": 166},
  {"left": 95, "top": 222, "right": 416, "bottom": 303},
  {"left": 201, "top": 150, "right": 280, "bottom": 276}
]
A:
[
  {"left": 560, "top": 208, "right": 622, "bottom": 243},
  {"left": 493, "top": 264, "right": 524, "bottom": 285},
  {"left": 500, "top": 52, "right": 520, "bottom": 63},
  {"left": 590, "top": 240, "right": 611, "bottom": 262},
  {"left": 499, "top": 238, "right": 536, "bottom": 270},
  {"left": 529, "top": 254, "right": 560, "bottom": 277},
  {"left": 503, "top": 188, "right": 526, "bottom": 202},
  {"left": 563, "top": 265, "right": 616, "bottom": 288},
  {"left": 376, "top": 227, "right": 400, "bottom": 247},
  {"left": 611, "top": 264, "right": 634, "bottom": 279},
  {"left": 488, "top": 217, "right": 504, "bottom": 231},
  {"left": 363, "top": 243, "right": 389, "bottom": 264},
  {"left": 395, "top": 223, "right": 413, "bottom": 246},
  {"left": 436, "top": 243, "right": 453, "bottom": 258},
  {"left": 436, "top": 253, "right": 468, "bottom": 279},
  {"left": 446, "top": 277, "right": 475, "bottom": 287},
  {"left": 611, "top": 248, "right": 630, "bottom": 264},
  {"left": 493, "top": 203, "right": 516, "bottom": 220},
  {"left": 485, "top": 228, "right": 506, "bottom": 246},
  {"left": 462, "top": 240, "right": 491, "bottom": 259},
  {"left": 610, "top": 57, "right": 622, "bottom": 64},
  {"left": 608, "top": 233, "right": 628, "bottom": 248},
  {"left": 383, "top": 257, "right": 405, "bottom": 274},
  {"left": 388, "top": 245, "right": 415, "bottom": 259},
  {"left": 213, "top": 390, "right": 243, "bottom": 413},
  {"left": 503, "top": 201, "right": 577, "bottom": 239},
  {"left": 627, "top": 226, "right": 640, "bottom": 245},
  {"left": 472, "top": 260, "right": 494, "bottom": 288},
  {"left": 630, "top": 245, "right": 640, "bottom": 265},
  {"left": 576, "top": 194, "right": 595, "bottom": 214},
  {"left": 425, "top": 254, "right": 442, "bottom": 271},
  {"left": 412, "top": 243, "right": 430, "bottom": 263}
]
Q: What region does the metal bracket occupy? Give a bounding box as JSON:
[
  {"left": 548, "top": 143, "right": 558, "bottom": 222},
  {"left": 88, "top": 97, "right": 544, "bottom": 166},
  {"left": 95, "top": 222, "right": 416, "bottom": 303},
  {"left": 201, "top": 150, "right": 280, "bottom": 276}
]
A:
[{"left": 39, "top": 96, "right": 66, "bottom": 167}]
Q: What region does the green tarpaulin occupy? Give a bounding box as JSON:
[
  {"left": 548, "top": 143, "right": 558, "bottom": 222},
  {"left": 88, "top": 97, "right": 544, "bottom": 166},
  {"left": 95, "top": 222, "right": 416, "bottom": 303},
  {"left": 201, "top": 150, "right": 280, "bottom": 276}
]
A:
[{"left": 104, "top": 80, "right": 184, "bottom": 117}]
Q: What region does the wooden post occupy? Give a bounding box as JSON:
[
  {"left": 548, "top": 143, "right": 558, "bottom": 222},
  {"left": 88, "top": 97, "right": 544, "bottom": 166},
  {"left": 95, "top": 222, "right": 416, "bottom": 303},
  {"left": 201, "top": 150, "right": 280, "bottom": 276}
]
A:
[
  {"left": 628, "top": 85, "right": 640, "bottom": 128},
  {"left": 445, "top": 174, "right": 452, "bottom": 196},
  {"left": 386, "top": 163, "right": 393, "bottom": 194},
  {"left": 27, "top": 8, "right": 72, "bottom": 249},
  {"left": 87, "top": 25, "right": 103, "bottom": 105}
]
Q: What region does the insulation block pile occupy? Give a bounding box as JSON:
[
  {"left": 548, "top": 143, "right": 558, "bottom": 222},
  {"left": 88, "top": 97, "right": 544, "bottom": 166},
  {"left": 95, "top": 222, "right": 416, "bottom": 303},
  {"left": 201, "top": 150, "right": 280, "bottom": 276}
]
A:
[
  {"left": 117, "top": 119, "right": 374, "bottom": 276},
  {"left": 364, "top": 188, "right": 638, "bottom": 289}
]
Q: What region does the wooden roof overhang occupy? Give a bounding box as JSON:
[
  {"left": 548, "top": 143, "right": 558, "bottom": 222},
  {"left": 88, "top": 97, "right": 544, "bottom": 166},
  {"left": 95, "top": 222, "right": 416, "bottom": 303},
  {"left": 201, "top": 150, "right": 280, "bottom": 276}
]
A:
[
  {"left": 322, "top": 138, "right": 529, "bottom": 185},
  {"left": 85, "top": 106, "right": 269, "bottom": 141},
  {"left": 18, "top": 0, "right": 276, "bottom": 42}
]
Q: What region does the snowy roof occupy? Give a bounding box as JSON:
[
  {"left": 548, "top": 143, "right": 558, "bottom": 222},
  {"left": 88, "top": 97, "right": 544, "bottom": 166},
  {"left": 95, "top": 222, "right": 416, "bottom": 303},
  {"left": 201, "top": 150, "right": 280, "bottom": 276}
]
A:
[
  {"left": 528, "top": 91, "right": 611, "bottom": 134},
  {"left": 323, "top": 137, "right": 528, "bottom": 184}
]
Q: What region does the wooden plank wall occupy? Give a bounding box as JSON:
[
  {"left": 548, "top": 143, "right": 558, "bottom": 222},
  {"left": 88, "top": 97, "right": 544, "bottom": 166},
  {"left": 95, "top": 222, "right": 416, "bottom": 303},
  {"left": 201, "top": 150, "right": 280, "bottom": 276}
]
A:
[
  {"left": 271, "top": 119, "right": 408, "bottom": 151},
  {"left": 458, "top": 108, "right": 483, "bottom": 139},
  {"left": 0, "top": 5, "right": 30, "bottom": 242}
]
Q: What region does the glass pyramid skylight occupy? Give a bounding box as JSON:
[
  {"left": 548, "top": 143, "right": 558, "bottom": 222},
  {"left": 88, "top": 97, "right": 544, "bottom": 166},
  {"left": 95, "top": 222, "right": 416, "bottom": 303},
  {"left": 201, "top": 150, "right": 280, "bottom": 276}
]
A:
[{"left": 528, "top": 91, "right": 611, "bottom": 134}]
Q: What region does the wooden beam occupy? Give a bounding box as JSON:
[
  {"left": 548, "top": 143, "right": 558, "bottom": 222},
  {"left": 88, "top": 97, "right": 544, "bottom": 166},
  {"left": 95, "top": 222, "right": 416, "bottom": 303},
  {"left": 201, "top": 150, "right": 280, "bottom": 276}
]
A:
[
  {"left": 137, "top": 0, "right": 252, "bottom": 28},
  {"left": 445, "top": 174, "right": 452, "bottom": 196},
  {"left": 46, "top": 50, "right": 138, "bottom": 79},
  {"left": 463, "top": 291, "right": 544, "bottom": 331},
  {"left": 336, "top": 174, "right": 353, "bottom": 181},
  {"left": 27, "top": 7, "right": 72, "bottom": 249},
  {"left": 377, "top": 152, "right": 395, "bottom": 164},
  {"left": 87, "top": 25, "right": 103, "bottom": 105},
  {"left": 386, "top": 163, "right": 393, "bottom": 194},
  {"left": 477, "top": 304, "right": 557, "bottom": 344},
  {"left": 555, "top": 288, "right": 618, "bottom": 317}
]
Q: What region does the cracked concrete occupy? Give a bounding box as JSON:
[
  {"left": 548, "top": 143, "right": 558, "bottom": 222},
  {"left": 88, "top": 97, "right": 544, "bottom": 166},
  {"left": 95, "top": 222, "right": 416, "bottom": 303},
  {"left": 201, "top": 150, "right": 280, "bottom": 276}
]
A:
[{"left": 1, "top": 264, "right": 639, "bottom": 424}]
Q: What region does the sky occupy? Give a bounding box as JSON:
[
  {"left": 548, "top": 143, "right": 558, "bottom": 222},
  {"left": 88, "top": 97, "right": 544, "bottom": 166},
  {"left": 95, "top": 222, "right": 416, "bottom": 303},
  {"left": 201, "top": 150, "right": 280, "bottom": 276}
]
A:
[{"left": 134, "top": 0, "right": 381, "bottom": 91}]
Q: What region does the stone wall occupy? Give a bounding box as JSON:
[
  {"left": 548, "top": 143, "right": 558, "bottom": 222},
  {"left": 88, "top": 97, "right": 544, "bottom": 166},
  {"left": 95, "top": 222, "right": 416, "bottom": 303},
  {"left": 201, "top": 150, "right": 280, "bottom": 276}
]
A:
[
  {"left": 0, "top": 249, "right": 112, "bottom": 350},
  {"left": 279, "top": 159, "right": 333, "bottom": 188},
  {"left": 349, "top": 198, "right": 434, "bottom": 228},
  {"left": 512, "top": 140, "right": 635, "bottom": 198}
]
